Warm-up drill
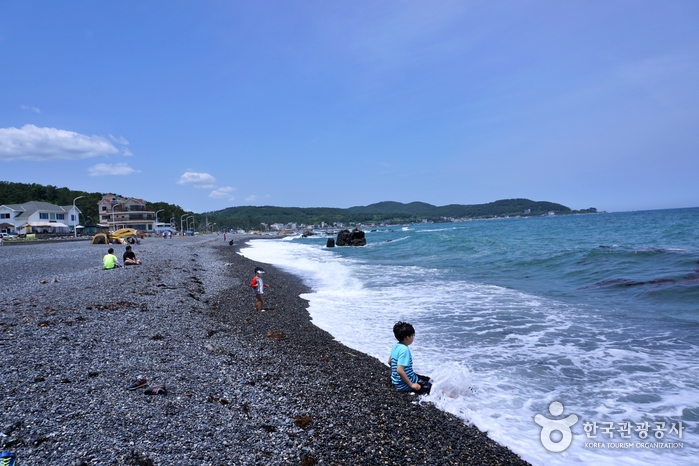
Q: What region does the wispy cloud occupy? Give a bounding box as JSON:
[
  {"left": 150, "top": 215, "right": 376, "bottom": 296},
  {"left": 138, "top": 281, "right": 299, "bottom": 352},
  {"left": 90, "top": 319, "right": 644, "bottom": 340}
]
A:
[
  {"left": 177, "top": 171, "right": 216, "bottom": 188},
  {"left": 244, "top": 194, "right": 272, "bottom": 203},
  {"left": 109, "top": 134, "right": 129, "bottom": 145},
  {"left": 88, "top": 162, "right": 140, "bottom": 176},
  {"left": 0, "top": 124, "right": 119, "bottom": 161},
  {"left": 209, "top": 186, "right": 236, "bottom": 201},
  {"left": 21, "top": 105, "right": 41, "bottom": 114}
]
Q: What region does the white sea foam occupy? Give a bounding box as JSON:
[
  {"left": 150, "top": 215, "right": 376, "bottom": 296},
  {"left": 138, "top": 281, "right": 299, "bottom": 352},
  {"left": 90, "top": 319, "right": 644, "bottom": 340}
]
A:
[{"left": 239, "top": 239, "right": 698, "bottom": 466}]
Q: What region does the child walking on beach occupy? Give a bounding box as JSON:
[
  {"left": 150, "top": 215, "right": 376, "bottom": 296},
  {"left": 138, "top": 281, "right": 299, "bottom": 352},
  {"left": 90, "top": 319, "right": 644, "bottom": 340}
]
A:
[
  {"left": 389, "top": 321, "right": 431, "bottom": 395},
  {"left": 250, "top": 268, "right": 270, "bottom": 312}
]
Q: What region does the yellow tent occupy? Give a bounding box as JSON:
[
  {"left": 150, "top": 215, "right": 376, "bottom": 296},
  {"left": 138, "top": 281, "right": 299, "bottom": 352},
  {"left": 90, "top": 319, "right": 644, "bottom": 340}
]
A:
[{"left": 111, "top": 228, "right": 139, "bottom": 239}]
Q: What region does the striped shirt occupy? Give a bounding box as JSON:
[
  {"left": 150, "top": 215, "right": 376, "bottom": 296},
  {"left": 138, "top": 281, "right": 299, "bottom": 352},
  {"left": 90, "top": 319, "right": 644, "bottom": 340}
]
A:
[{"left": 390, "top": 343, "right": 418, "bottom": 391}]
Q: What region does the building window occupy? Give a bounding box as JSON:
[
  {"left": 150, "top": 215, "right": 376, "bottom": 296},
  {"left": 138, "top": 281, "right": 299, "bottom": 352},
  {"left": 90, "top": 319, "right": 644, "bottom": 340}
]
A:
[
  {"left": 71, "top": 214, "right": 75, "bottom": 221},
  {"left": 0, "top": 213, "right": 9, "bottom": 219},
  {"left": 56, "top": 214, "right": 64, "bottom": 220},
  {"left": 39, "top": 213, "right": 49, "bottom": 219}
]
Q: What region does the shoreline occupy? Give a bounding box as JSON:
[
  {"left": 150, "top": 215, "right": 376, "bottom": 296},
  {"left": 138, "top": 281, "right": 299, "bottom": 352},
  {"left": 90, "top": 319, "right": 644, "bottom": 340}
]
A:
[{"left": 0, "top": 237, "right": 529, "bottom": 465}]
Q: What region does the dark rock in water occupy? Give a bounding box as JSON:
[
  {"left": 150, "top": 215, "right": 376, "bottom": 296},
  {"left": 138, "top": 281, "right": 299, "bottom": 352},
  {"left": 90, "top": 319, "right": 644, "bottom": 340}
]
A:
[
  {"left": 336, "top": 230, "right": 349, "bottom": 246},
  {"left": 302, "top": 230, "right": 314, "bottom": 237},
  {"left": 336, "top": 228, "right": 366, "bottom": 247},
  {"left": 326, "top": 238, "right": 335, "bottom": 248}
]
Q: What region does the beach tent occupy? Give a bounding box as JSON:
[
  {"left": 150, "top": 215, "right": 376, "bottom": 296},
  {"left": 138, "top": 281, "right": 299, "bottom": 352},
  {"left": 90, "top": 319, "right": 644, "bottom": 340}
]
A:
[
  {"left": 111, "top": 228, "right": 138, "bottom": 238},
  {"left": 91, "top": 233, "right": 109, "bottom": 245}
]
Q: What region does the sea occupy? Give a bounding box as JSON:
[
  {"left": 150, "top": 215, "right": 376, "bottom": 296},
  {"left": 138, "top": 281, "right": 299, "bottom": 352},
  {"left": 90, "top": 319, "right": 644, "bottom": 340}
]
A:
[{"left": 238, "top": 208, "right": 699, "bottom": 465}]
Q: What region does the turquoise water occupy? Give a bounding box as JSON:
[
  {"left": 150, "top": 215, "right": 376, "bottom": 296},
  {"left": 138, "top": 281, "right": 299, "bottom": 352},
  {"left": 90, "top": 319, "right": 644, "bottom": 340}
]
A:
[{"left": 240, "top": 208, "right": 699, "bottom": 465}]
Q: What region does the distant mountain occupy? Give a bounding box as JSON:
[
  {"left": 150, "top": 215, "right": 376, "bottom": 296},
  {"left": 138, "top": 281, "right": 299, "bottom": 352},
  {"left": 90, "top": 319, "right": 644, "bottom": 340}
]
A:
[
  {"left": 202, "top": 198, "right": 591, "bottom": 231},
  {"left": 348, "top": 199, "right": 571, "bottom": 218},
  {"left": 348, "top": 201, "right": 437, "bottom": 217},
  {"left": 0, "top": 180, "right": 593, "bottom": 232}
]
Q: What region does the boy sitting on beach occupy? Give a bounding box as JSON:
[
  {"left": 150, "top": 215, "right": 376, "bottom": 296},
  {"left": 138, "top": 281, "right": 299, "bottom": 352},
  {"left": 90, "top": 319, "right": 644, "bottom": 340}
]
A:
[
  {"left": 123, "top": 245, "right": 142, "bottom": 265},
  {"left": 388, "top": 321, "right": 431, "bottom": 395},
  {"left": 250, "top": 267, "right": 270, "bottom": 312},
  {"left": 103, "top": 248, "right": 122, "bottom": 269}
]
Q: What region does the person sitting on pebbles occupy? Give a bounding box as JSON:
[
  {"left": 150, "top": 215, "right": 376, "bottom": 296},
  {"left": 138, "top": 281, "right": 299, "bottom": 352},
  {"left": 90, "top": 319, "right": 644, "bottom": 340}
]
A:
[
  {"left": 123, "top": 245, "right": 142, "bottom": 265},
  {"left": 103, "top": 248, "right": 122, "bottom": 269},
  {"left": 388, "top": 321, "right": 432, "bottom": 395}
]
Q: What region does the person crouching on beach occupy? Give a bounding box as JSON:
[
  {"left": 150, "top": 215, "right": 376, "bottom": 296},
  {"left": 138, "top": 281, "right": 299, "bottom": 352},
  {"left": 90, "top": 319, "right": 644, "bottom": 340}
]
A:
[
  {"left": 103, "top": 248, "right": 122, "bottom": 269},
  {"left": 123, "top": 245, "right": 142, "bottom": 265},
  {"left": 250, "top": 268, "right": 270, "bottom": 312},
  {"left": 388, "top": 321, "right": 431, "bottom": 395}
]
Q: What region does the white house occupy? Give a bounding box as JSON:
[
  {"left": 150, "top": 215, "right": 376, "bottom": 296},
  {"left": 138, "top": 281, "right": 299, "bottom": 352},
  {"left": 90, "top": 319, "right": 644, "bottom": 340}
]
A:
[{"left": 0, "top": 201, "right": 82, "bottom": 235}]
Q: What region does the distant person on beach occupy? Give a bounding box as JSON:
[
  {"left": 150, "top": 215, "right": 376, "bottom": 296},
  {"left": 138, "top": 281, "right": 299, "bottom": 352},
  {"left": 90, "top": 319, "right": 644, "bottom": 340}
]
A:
[
  {"left": 388, "top": 321, "right": 431, "bottom": 395},
  {"left": 123, "top": 245, "right": 142, "bottom": 265},
  {"left": 250, "top": 268, "right": 270, "bottom": 312},
  {"left": 103, "top": 248, "right": 122, "bottom": 269}
]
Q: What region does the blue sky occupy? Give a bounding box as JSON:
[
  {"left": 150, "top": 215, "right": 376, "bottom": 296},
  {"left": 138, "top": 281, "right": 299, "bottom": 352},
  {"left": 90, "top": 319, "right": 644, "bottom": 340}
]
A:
[{"left": 1, "top": 1, "right": 698, "bottom": 213}]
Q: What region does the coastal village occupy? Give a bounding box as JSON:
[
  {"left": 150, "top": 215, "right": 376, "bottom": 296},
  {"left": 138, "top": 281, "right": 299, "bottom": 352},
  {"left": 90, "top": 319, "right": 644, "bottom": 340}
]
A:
[
  {"left": 0, "top": 190, "right": 580, "bottom": 242},
  {"left": 0, "top": 194, "right": 359, "bottom": 239}
]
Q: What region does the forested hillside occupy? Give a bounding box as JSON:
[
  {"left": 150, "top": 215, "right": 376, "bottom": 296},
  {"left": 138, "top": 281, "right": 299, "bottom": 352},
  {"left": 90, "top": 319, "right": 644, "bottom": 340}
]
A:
[
  {"left": 0, "top": 181, "right": 189, "bottom": 227},
  {"left": 202, "top": 199, "right": 594, "bottom": 231},
  {"left": 2, "top": 181, "right": 595, "bottom": 232}
]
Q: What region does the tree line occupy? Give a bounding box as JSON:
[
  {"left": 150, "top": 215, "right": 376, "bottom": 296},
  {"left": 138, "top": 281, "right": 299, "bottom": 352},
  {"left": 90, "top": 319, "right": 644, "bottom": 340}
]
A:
[
  {"left": 1, "top": 181, "right": 596, "bottom": 232},
  {"left": 0, "top": 181, "right": 190, "bottom": 227}
]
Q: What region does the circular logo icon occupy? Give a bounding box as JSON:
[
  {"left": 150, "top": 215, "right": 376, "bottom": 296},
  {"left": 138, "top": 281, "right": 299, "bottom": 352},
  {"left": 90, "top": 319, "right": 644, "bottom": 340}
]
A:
[{"left": 534, "top": 401, "right": 579, "bottom": 452}]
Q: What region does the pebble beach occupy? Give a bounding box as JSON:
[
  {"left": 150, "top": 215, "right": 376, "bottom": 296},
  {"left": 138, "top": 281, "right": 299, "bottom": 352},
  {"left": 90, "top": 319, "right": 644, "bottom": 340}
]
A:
[{"left": 0, "top": 236, "right": 530, "bottom": 466}]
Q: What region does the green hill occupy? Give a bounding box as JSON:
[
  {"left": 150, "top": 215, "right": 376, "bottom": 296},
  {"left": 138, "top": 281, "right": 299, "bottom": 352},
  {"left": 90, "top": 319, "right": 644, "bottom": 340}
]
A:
[
  {"left": 201, "top": 198, "right": 586, "bottom": 231},
  {"left": 1, "top": 180, "right": 594, "bottom": 232},
  {"left": 0, "top": 181, "right": 190, "bottom": 227}
]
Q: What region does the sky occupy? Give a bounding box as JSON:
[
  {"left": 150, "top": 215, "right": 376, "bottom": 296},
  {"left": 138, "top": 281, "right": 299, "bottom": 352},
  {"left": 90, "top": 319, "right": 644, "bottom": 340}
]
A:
[{"left": 1, "top": 1, "right": 698, "bottom": 213}]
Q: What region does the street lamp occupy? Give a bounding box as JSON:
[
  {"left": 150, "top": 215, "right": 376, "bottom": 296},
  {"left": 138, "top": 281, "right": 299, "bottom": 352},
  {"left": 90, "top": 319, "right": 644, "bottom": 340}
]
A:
[
  {"left": 155, "top": 209, "right": 164, "bottom": 233},
  {"left": 186, "top": 216, "right": 194, "bottom": 233},
  {"left": 72, "top": 196, "right": 85, "bottom": 238},
  {"left": 180, "top": 213, "right": 189, "bottom": 236}
]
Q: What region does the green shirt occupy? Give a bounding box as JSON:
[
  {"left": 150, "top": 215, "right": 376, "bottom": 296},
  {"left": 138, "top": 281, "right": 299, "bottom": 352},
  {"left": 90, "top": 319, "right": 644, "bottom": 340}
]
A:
[{"left": 103, "top": 253, "right": 118, "bottom": 269}]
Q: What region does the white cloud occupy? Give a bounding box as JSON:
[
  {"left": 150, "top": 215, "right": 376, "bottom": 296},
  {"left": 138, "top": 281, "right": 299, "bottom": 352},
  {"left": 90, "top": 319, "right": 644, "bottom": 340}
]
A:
[
  {"left": 178, "top": 171, "right": 216, "bottom": 187},
  {"left": 0, "top": 124, "right": 118, "bottom": 161},
  {"left": 88, "top": 163, "right": 140, "bottom": 176},
  {"left": 209, "top": 186, "right": 236, "bottom": 200},
  {"left": 21, "top": 105, "right": 41, "bottom": 114},
  {"left": 122, "top": 148, "right": 134, "bottom": 157},
  {"left": 109, "top": 134, "right": 129, "bottom": 145},
  {"left": 245, "top": 195, "right": 257, "bottom": 202}
]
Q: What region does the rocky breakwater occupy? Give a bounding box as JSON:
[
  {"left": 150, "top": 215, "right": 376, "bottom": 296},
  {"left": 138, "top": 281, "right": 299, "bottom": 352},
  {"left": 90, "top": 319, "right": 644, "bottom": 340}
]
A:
[
  {"left": 0, "top": 236, "right": 528, "bottom": 465},
  {"left": 335, "top": 228, "right": 366, "bottom": 247}
]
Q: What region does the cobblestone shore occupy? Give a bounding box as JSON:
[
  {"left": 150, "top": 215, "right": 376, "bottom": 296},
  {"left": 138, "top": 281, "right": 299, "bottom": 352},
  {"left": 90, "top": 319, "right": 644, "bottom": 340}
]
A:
[{"left": 0, "top": 236, "right": 529, "bottom": 465}]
